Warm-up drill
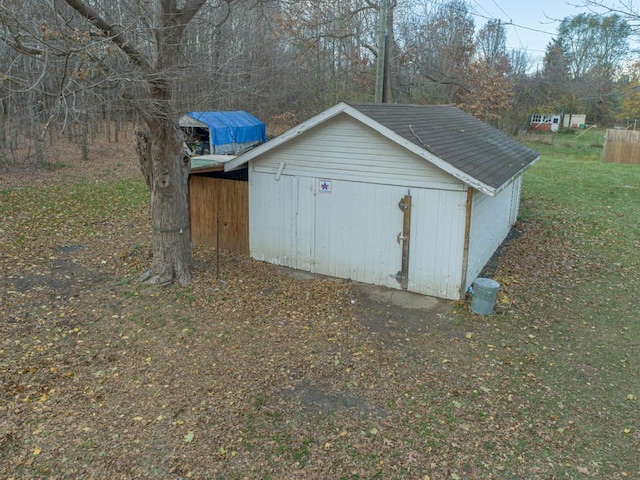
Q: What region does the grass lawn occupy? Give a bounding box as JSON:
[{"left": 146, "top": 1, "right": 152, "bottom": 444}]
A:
[{"left": 0, "top": 129, "right": 638, "bottom": 479}]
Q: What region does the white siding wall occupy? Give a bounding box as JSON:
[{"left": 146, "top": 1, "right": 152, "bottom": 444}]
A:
[
  {"left": 252, "top": 116, "right": 464, "bottom": 192},
  {"left": 465, "top": 178, "right": 521, "bottom": 289},
  {"left": 250, "top": 170, "right": 468, "bottom": 297},
  {"left": 509, "top": 175, "right": 522, "bottom": 225},
  {"left": 250, "top": 171, "right": 407, "bottom": 289},
  {"left": 314, "top": 180, "right": 407, "bottom": 288},
  {"left": 408, "top": 188, "right": 467, "bottom": 299},
  {"left": 248, "top": 114, "right": 479, "bottom": 299},
  {"left": 249, "top": 173, "right": 301, "bottom": 267}
]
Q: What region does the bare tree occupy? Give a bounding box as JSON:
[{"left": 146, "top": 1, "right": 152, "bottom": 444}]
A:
[
  {"left": 508, "top": 49, "right": 532, "bottom": 78},
  {"left": 274, "top": 0, "right": 381, "bottom": 111},
  {"left": 395, "top": 0, "right": 475, "bottom": 104},
  {"left": 175, "top": 1, "right": 288, "bottom": 118},
  {"left": 475, "top": 19, "right": 507, "bottom": 71},
  {"left": 0, "top": 0, "right": 212, "bottom": 285}
]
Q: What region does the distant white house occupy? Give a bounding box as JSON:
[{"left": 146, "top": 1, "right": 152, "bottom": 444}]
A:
[
  {"left": 225, "top": 102, "right": 540, "bottom": 300},
  {"left": 562, "top": 113, "right": 587, "bottom": 129},
  {"left": 529, "top": 114, "right": 561, "bottom": 132},
  {"left": 530, "top": 113, "right": 586, "bottom": 132}
]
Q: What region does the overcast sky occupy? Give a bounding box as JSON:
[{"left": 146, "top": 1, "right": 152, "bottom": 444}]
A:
[{"left": 468, "top": 0, "right": 610, "bottom": 70}]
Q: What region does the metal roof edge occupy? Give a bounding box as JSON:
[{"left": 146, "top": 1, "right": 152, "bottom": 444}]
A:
[{"left": 224, "top": 102, "right": 350, "bottom": 172}]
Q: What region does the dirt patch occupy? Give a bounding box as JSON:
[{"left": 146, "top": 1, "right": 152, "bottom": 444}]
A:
[
  {"left": 7, "top": 245, "right": 103, "bottom": 300},
  {"left": 353, "top": 284, "right": 458, "bottom": 346},
  {"left": 274, "top": 266, "right": 459, "bottom": 346},
  {"left": 280, "top": 382, "right": 386, "bottom": 417}
]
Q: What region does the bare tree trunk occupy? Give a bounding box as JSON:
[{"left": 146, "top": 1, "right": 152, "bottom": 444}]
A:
[
  {"left": 106, "top": 108, "right": 111, "bottom": 143},
  {"left": 0, "top": 99, "right": 6, "bottom": 149},
  {"left": 135, "top": 119, "right": 192, "bottom": 286},
  {"left": 81, "top": 113, "right": 89, "bottom": 161},
  {"left": 29, "top": 104, "right": 44, "bottom": 165},
  {"left": 135, "top": 130, "right": 192, "bottom": 286},
  {"left": 132, "top": 0, "right": 201, "bottom": 286}
]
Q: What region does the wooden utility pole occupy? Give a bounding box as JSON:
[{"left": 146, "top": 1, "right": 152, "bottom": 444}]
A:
[{"left": 375, "top": 0, "right": 387, "bottom": 103}]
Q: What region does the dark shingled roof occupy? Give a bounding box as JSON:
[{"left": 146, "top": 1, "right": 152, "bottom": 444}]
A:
[{"left": 348, "top": 103, "right": 539, "bottom": 189}]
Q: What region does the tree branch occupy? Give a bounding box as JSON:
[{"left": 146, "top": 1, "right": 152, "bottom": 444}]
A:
[
  {"left": 0, "top": 34, "right": 45, "bottom": 56},
  {"left": 62, "top": 0, "right": 151, "bottom": 70},
  {"left": 177, "top": 0, "right": 209, "bottom": 26}
]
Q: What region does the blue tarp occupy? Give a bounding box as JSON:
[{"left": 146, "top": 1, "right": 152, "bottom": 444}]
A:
[{"left": 185, "top": 111, "right": 267, "bottom": 146}]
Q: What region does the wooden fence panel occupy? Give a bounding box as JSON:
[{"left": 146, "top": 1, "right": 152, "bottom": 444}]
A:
[
  {"left": 603, "top": 129, "right": 640, "bottom": 164},
  {"left": 189, "top": 176, "right": 249, "bottom": 254}
]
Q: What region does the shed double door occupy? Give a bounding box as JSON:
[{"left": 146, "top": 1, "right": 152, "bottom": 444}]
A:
[{"left": 296, "top": 178, "right": 408, "bottom": 290}]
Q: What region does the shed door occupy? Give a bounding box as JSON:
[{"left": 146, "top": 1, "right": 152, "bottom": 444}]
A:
[
  {"left": 311, "top": 179, "right": 406, "bottom": 289},
  {"left": 189, "top": 176, "right": 249, "bottom": 254}
]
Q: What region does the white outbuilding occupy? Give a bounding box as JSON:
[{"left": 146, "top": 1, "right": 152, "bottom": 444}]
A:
[{"left": 224, "top": 102, "right": 540, "bottom": 300}]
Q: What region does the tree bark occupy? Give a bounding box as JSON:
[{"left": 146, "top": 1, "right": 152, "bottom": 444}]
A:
[{"left": 136, "top": 120, "right": 192, "bottom": 286}]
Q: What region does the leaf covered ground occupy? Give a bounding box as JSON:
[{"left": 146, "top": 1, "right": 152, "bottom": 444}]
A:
[{"left": 1, "top": 132, "right": 639, "bottom": 479}]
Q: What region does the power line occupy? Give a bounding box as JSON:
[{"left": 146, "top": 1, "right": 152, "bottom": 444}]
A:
[
  {"left": 506, "top": 22, "right": 555, "bottom": 36},
  {"left": 480, "top": 1, "right": 528, "bottom": 53},
  {"left": 468, "top": 0, "right": 492, "bottom": 18},
  {"left": 467, "top": 0, "right": 556, "bottom": 35},
  {"left": 489, "top": 0, "right": 511, "bottom": 22},
  {"left": 471, "top": 11, "right": 556, "bottom": 36}
]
